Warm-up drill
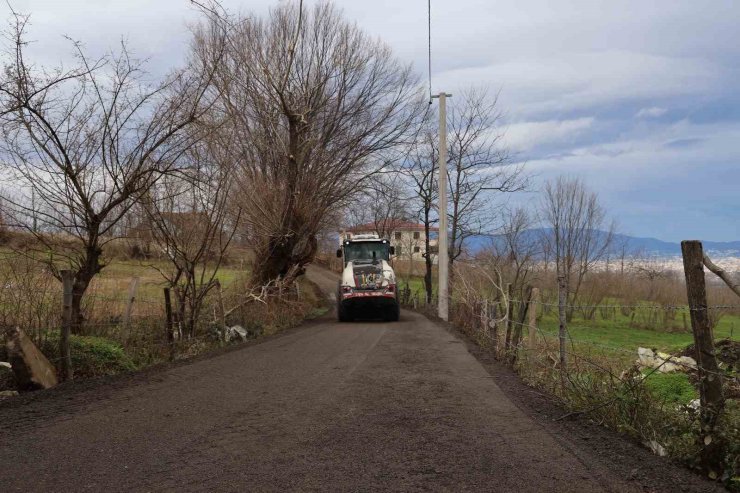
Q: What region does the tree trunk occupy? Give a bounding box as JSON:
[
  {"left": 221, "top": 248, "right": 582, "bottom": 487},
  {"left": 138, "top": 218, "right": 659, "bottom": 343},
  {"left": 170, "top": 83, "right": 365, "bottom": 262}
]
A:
[
  {"left": 423, "top": 203, "right": 434, "bottom": 304},
  {"left": 70, "top": 244, "right": 103, "bottom": 334},
  {"left": 253, "top": 231, "right": 317, "bottom": 286}
]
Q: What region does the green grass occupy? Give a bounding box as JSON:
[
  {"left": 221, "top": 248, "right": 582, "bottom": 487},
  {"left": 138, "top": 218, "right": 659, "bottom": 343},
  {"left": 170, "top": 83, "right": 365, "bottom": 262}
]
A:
[
  {"left": 537, "top": 311, "right": 740, "bottom": 355},
  {"left": 642, "top": 372, "right": 698, "bottom": 404},
  {"left": 39, "top": 333, "right": 137, "bottom": 378},
  {"left": 399, "top": 276, "right": 433, "bottom": 299}
]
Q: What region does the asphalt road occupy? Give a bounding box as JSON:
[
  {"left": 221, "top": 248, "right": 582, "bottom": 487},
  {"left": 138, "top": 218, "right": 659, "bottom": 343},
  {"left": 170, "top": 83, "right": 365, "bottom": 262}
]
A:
[{"left": 0, "top": 267, "right": 719, "bottom": 492}]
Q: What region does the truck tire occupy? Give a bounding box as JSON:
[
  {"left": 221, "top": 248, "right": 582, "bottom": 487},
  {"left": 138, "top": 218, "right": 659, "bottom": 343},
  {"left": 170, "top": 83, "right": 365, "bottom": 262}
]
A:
[{"left": 337, "top": 300, "right": 353, "bottom": 322}]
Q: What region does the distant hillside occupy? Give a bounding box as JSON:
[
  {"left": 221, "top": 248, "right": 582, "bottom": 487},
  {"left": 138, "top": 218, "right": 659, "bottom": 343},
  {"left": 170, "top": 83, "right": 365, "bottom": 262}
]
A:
[{"left": 465, "top": 229, "right": 740, "bottom": 258}]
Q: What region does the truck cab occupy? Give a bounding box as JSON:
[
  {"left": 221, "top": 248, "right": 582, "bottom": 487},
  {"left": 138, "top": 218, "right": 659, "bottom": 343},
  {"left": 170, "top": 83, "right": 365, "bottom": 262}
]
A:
[{"left": 336, "top": 234, "right": 400, "bottom": 322}]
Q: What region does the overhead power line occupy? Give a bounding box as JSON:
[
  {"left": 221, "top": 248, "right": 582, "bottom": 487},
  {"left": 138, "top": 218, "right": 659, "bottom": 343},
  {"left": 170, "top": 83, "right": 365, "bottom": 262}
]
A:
[{"left": 428, "top": 0, "right": 433, "bottom": 103}]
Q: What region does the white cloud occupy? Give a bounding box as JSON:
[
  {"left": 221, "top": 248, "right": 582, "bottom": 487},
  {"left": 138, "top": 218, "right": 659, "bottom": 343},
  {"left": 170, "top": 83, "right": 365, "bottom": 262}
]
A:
[
  {"left": 436, "top": 50, "right": 723, "bottom": 118},
  {"left": 636, "top": 107, "right": 668, "bottom": 118},
  {"left": 510, "top": 120, "right": 740, "bottom": 240},
  {"left": 3, "top": 0, "right": 739, "bottom": 241},
  {"left": 504, "top": 118, "right": 595, "bottom": 152}
]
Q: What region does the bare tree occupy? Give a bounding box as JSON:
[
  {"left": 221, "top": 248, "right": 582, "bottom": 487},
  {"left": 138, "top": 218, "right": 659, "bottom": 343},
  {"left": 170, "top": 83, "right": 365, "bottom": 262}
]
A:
[
  {"left": 446, "top": 88, "right": 525, "bottom": 280},
  {"left": 343, "top": 174, "right": 412, "bottom": 238},
  {"left": 487, "top": 207, "right": 539, "bottom": 298},
  {"left": 143, "top": 135, "right": 240, "bottom": 337},
  {"left": 192, "top": 1, "right": 423, "bottom": 286},
  {"left": 0, "top": 10, "right": 219, "bottom": 332},
  {"left": 403, "top": 113, "right": 438, "bottom": 303},
  {"left": 539, "top": 176, "right": 615, "bottom": 320}
]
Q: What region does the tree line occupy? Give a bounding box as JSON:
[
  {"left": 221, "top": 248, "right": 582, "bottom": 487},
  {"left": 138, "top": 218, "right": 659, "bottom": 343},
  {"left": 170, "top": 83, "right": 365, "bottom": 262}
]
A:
[
  {"left": 0, "top": 0, "right": 622, "bottom": 336},
  {"left": 0, "top": 1, "right": 428, "bottom": 333}
]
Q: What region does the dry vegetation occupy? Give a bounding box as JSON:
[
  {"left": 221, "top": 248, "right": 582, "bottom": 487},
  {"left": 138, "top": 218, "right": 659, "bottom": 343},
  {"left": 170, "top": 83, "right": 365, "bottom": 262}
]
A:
[
  {"left": 397, "top": 252, "right": 740, "bottom": 487},
  {"left": 0, "top": 234, "right": 327, "bottom": 385},
  {"left": 0, "top": 2, "right": 408, "bottom": 383}
]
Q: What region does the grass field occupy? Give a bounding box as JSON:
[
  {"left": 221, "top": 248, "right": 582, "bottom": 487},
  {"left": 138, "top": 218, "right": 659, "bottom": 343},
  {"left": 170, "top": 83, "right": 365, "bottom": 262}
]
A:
[
  {"left": 0, "top": 247, "right": 258, "bottom": 341},
  {"left": 537, "top": 311, "right": 740, "bottom": 353},
  {"left": 90, "top": 258, "right": 249, "bottom": 305},
  {"left": 398, "top": 274, "right": 740, "bottom": 356}
]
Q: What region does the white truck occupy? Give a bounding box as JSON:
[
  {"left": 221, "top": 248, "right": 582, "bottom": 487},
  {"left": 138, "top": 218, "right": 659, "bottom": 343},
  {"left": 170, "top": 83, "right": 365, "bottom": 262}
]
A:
[{"left": 336, "top": 234, "right": 400, "bottom": 322}]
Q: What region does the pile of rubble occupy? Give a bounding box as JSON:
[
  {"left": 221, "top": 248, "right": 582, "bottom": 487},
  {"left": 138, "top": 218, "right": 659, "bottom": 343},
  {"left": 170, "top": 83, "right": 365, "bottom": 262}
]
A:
[
  {"left": 636, "top": 347, "right": 697, "bottom": 373},
  {"left": 636, "top": 339, "right": 740, "bottom": 399}
]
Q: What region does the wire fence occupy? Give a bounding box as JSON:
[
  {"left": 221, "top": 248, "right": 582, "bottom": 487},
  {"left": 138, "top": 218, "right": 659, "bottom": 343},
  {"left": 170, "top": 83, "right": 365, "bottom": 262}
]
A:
[{"left": 398, "top": 273, "right": 740, "bottom": 480}]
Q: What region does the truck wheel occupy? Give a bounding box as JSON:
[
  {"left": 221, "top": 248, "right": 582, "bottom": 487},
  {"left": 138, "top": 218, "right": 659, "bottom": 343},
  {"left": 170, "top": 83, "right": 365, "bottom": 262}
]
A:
[
  {"left": 338, "top": 302, "right": 353, "bottom": 322},
  {"left": 385, "top": 304, "right": 400, "bottom": 322}
]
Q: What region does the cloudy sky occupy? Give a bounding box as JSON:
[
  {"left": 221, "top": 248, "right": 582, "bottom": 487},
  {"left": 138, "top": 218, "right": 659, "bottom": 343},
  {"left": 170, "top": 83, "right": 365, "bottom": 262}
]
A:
[{"left": 4, "top": 0, "right": 739, "bottom": 241}]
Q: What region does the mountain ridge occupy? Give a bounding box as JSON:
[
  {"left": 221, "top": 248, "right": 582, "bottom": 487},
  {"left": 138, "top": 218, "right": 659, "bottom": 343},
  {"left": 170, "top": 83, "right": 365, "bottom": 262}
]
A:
[{"left": 466, "top": 229, "right": 740, "bottom": 257}]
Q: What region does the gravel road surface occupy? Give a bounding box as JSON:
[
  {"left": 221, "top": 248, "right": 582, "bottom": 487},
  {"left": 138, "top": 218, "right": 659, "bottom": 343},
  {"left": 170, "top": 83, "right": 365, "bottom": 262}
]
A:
[{"left": 0, "top": 266, "right": 720, "bottom": 492}]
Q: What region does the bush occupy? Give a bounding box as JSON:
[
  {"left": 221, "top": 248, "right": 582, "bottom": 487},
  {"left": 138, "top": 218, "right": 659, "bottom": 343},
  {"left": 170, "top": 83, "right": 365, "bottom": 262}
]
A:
[
  {"left": 643, "top": 372, "right": 698, "bottom": 404},
  {"left": 40, "top": 333, "right": 137, "bottom": 379}
]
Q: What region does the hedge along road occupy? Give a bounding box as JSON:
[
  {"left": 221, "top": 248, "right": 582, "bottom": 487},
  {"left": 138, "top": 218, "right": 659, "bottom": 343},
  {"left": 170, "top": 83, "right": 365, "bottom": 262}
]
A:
[{"left": 0, "top": 266, "right": 721, "bottom": 492}]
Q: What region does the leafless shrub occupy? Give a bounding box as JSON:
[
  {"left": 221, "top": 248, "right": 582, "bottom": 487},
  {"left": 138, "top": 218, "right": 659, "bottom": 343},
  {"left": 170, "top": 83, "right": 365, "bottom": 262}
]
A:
[
  {"left": 143, "top": 133, "right": 240, "bottom": 338},
  {"left": 539, "top": 176, "right": 615, "bottom": 321},
  {"left": 446, "top": 88, "right": 525, "bottom": 280},
  {"left": 0, "top": 253, "right": 59, "bottom": 344}
]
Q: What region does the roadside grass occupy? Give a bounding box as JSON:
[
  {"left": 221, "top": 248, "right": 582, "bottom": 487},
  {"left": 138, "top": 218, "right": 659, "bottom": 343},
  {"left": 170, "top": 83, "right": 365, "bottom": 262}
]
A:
[{"left": 398, "top": 275, "right": 432, "bottom": 299}]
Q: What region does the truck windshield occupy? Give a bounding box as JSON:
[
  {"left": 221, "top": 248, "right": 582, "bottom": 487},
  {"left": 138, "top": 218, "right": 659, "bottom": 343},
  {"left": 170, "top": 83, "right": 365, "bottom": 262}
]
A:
[{"left": 343, "top": 242, "right": 390, "bottom": 263}]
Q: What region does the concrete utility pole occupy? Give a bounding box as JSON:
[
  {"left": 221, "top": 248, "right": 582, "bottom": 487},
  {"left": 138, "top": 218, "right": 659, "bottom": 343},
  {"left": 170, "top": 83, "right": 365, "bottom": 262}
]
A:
[{"left": 432, "top": 92, "right": 451, "bottom": 321}]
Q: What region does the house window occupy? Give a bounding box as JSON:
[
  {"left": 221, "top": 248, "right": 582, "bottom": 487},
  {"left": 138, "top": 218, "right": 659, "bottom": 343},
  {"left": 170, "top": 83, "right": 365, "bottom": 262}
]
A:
[
  {"left": 396, "top": 246, "right": 402, "bottom": 255},
  {"left": 394, "top": 232, "right": 402, "bottom": 241},
  {"left": 413, "top": 232, "right": 420, "bottom": 239},
  {"left": 414, "top": 246, "right": 420, "bottom": 253}
]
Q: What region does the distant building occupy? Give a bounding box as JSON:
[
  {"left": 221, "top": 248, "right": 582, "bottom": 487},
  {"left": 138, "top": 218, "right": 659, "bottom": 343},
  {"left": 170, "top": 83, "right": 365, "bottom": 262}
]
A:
[{"left": 340, "top": 220, "right": 439, "bottom": 263}]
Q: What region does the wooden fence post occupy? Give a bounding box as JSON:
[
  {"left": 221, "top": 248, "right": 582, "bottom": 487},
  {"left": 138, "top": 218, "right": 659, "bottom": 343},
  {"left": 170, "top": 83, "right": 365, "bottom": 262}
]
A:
[
  {"left": 164, "top": 287, "right": 175, "bottom": 361},
  {"left": 491, "top": 296, "right": 500, "bottom": 354},
  {"left": 504, "top": 283, "right": 514, "bottom": 355},
  {"left": 123, "top": 277, "right": 140, "bottom": 330},
  {"left": 681, "top": 240, "right": 725, "bottom": 477},
  {"left": 510, "top": 285, "right": 533, "bottom": 364},
  {"left": 173, "top": 286, "right": 185, "bottom": 339},
  {"left": 214, "top": 280, "right": 227, "bottom": 341},
  {"left": 60, "top": 270, "right": 74, "bottom": 381},
  {"left": 557, "top": 275, "right": 568, "bottom": 389},
  {"left": 481, "top": 298, "right": 489, "bottom": 337},
  {"left": 528, "top": 287, "right": 539, "bottom": 349}
]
